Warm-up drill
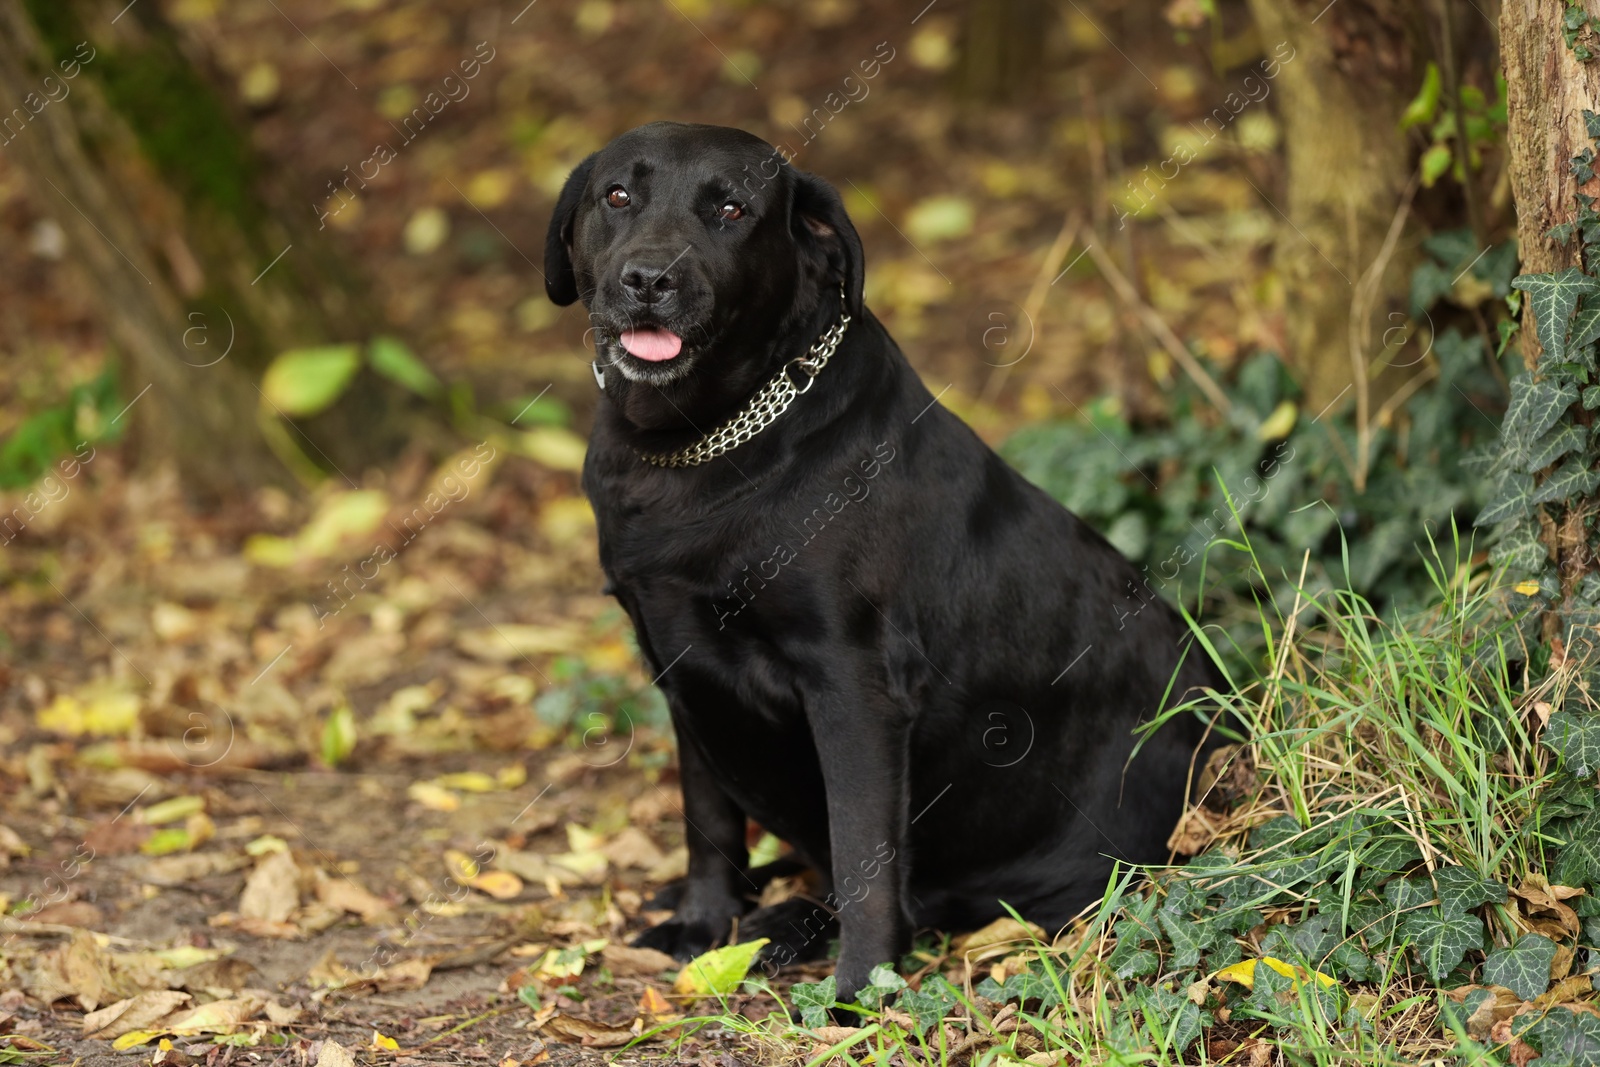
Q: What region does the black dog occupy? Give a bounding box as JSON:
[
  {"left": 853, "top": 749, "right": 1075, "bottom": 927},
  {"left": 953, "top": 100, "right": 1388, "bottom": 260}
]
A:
[{"left": 544, "top": 122, "right": 1222, "bottom": 1002}]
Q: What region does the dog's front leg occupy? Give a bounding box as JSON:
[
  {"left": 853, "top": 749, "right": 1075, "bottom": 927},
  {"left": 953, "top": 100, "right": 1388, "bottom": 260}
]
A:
[
  {"left": 809, "top": 679, "right": 910, "bottom": 1005},
  {"left": 634, "top": 726, "right": 749, "bottom": 959}
]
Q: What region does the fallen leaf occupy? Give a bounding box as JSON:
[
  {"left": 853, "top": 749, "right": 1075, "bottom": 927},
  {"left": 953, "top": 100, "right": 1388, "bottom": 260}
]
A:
[
  {"left": 161, "top": 994, "right": 263, "bottom": 1034},
  {"left": 540, "top": 1013, "right": 636, "bottom": 1047},
  {"left": 1213, "top": 957, "right": 1337, "bottom": 990},
  {"left": 601, "top": 944, "right": 678, "bottom": 977},
  {"left": 953, "top": 917, "right": 1045, "bottom": 954},
  {"left": 239, "top": 849, "right": 300, "bottom": 924},
  {"left": 455, "top": 622, "right": 584, "bottom": 662},
  {"left": 315, "top": 1039, "right": 358, "bottom": 1067},
  {"left": 638, "top": 986, "right": 676, "bottom": 1018},
  {"left": 315, "top": 872, "right": 392, "bottom": 920},
  {"left": 672, "top": 939, "right": 769, "bottom": 996},
  {"left": 409, "top": 781, "right": 461, "bottom": 812},
  {"left": 82, "top": 991, "right": 192, "bottom": 1039},
  {"left": 601, "top": 827, "right": 666, "bottom": 871},
  {"left": 469, "top": 870, "right": 525, "bottom": 900}
]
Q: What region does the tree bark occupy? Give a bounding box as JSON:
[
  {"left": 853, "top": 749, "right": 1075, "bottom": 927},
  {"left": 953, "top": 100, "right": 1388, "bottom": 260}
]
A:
[
  {"left": 1501, "top": 0, "right": 1600, "bottom": 361},
  {"left": 1244, "top": 0, "right": 1421, "bottom": 410},
  {"left": 957, "top": 0, "right": 1049, "bottom": 103},
  {"left": 1500, "top": 0, "right": 1600, "bottom": 616},
  {"left": 0, "top": 0, "right": 409, "bottom": 501}
]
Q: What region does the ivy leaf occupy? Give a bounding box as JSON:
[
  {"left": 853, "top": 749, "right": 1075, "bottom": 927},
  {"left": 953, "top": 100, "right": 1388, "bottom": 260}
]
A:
[
  {"left": 1126, "top": 983, "right": 1204, "bottom": 1053},
  {"left": 1159, "top": 907, "right": 1214, "bottom": 969},
  {"left": 1489, "top": 519, "right": 1549, "bottom": 573},
  {"left": 895, "top": 975, "right": 959, "bottom": 1035},
  {"left": 1544, "top": 710, "right": 1600, "bottom": 777},
  {"left": 791, "top": 976, "right": 836, "bottom": 1029},
  {"left": 1109, "top": 941, "right": 1161, "bottom": 980},
  {"left": 1515, "top": 1007, "right": 1600, "bottom": 1066},
  {"left": 1502, "top": 373, "right": 1580, "bottom": 453},
  {"left": 1513, "top": 269, "right": 1600, "bottom": 363},
  {"left": 1476, "top": 469, "right": 1535, "bottom": 527},
  {"left": 1532, "top": 456, "right": 1600, "bottom": 505},
  {"left": 1573, "top": 304, "right": 1600, "bottom": 353},
  {"left": 1483, "top": 934, "right": 1558, "bottom": 1000},
  {"left": 1524, "top": 424, "right": 1590, "bottom": 473},
  {"left": 1401, "top": 907, "right": 1483, "bottom": 982},
  {"left": 1552, "top": 808, "right": 1600, "bottom": 889},
  {"left": 852, "top": 963, "right": 906, "bottom": 1010},
  {"left": 1433, "top": 867, "right": 1507, "bottom": 916},
  {"left": 1244, "top": 957, "right": 1294, "bottom": 1017}
]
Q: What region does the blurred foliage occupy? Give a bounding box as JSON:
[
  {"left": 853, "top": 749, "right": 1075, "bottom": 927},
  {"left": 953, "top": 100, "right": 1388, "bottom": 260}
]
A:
[{"left": 0, "top": 369, "right": 122, "bottom": 489}]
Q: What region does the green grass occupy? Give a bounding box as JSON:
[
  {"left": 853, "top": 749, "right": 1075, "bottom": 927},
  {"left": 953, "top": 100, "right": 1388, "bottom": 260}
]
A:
[{"left": 662, "top": 520, "right": 1598, "bottom": 1066}]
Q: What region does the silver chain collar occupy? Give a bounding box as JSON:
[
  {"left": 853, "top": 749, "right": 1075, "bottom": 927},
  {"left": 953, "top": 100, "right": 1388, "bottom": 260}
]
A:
[{"left": 592, "top": 293, "right": 852, "bottom": 469}]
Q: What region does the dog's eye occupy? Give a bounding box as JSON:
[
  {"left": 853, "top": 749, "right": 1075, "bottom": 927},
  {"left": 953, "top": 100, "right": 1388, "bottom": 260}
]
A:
[
  {"left": 717, "top": 201, "right": 745, "bottom": 221},
  {"left": 606, "top": 186, "right": 631, "bottom": 208}
]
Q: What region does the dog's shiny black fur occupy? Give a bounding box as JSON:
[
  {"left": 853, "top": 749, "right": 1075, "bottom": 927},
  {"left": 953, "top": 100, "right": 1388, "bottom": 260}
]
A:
[{"left": 545, "top": 122, "right": 1223, "bottom": 1002}]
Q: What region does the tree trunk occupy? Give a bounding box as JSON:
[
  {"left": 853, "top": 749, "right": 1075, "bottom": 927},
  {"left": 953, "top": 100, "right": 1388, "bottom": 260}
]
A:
[
  {"left": 1244, "top": 0, "right": 1420, "bottom": 412},
  {"left": 1500, "top": 0, "right": 1600, "bottom": 614},
  {"left": 0, "top": 0, "right": 409, "bottom": 501},
  {"left": 956, "top": 0, "right": 1049, "bottom": 103},
  {"left": 1502, "top": 0, "right": 1600, "bottom": 352}
]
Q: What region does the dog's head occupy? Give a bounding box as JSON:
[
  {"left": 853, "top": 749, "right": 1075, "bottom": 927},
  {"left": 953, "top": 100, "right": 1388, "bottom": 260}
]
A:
[{"left": 544, "top": 122, "right": 863, "bottom": 389}]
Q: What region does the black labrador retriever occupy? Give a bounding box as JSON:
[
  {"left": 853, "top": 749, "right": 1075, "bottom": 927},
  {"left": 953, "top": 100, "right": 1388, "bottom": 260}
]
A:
[{"left": 544, "top": 121, "right": 1222, "bottom": 1002}]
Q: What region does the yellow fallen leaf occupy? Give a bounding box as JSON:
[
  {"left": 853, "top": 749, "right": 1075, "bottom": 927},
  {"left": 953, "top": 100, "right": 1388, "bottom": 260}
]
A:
[
  {"left": 139, "top": 796, "right": 205, "bottom": 825},
  {"left": 497, "top": 763, "right": 528, "bottom": 789},
  {"left": 409, "top": 781, "right": 460, "bottom": 812},
  {"left": 1213, "top": 956, "right": 1337, "bottom": 990},
  {"left": 469, "top": 870, "right": 524, "bottom": 900},
  {"left": 245, "top": 834, "right": 288, "bottom": 856},
  {"left": 372, "top": 1030, "right": 400, "bottom": 1051},
  {"left": 445, "top": 849, "right": 481, "bottom": 883},
  {"left": 435, "top": 771, "right": 499, "bottom": 793},
  {"left": 672, "top": 939, "right": 769, "bottom": 996},
  {"left": 113, "top": 1029, "right": 167, "bottom": 1051},
  {"left": 1514, "top": 580, "right": 1542, "bottom": 596}
]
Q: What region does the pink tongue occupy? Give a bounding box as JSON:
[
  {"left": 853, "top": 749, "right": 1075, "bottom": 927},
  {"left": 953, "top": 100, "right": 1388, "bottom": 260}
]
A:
[{"left": 619, "top": 327, "right": 683, "bottom": 361}]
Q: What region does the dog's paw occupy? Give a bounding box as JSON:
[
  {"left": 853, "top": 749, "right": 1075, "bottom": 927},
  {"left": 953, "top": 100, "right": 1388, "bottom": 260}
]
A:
[
  {"left": 632, "top": 917, "right": 722, "bottom": 961},
  {"left": 741, "top": 897, "right": 837, "bottom": 972}
]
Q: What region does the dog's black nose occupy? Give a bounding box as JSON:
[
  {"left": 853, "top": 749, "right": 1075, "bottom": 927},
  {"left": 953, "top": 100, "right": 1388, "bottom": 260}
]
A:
[{"left": 620, "top": 260, "right": 678, "bottom": 304}]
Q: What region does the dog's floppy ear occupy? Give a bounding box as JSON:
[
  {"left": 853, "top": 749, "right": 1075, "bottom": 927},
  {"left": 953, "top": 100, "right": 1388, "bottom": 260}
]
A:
[
  {"left": 544, "top": 153, "right": 597, "bottom": 306},
  {"left": 791, "top": 170, "right": 865, "bottom": 316}
]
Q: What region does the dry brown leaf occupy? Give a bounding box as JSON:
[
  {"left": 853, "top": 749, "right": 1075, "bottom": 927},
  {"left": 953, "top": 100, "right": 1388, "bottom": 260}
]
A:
[
  {"left": 141, "top": 852, "right": 249, "bottom": 887},
  {"left": 239, "top": 849, "right": 300, "bottom": 924},
  {"left": 953, "top": 917, "right": 1045, "bottom": 955},
  {"left": 601, "top": 827, "right": 666, "bottom": 871},
  {"left": 26, "top": 930, "right": 156, "bottom": 1010},
  {"left": 81, "top": 990, "right": 192, "bottom": 1039},
  {"left": 314, "top": 872, "right": 392, "bottom": 920},
  {"left": 638, "top": 985, "right": 676, "bottom": 1019},
  {"left": 540, "top": 1012, "right": 637, "bottom": 1047},
  {"left": 315, "top": 1039, "right": 357, "bottom": 1067},
  {"left": 29, "top": 901, "right": 101, "bottom": 928},
  {"left": 162, "top": 993, "right": 263, "bottom": 1034},
  {"left": 809, "top": 1026, "right": 861, "bottom": 1044},
  {"left": 601, "top": 944, "right": 678, "bottom": 977},
  {"left": 1167, "top": 805, "right": 1223, "bottom": 855},
  {"left": 644, "top": 846, "right": 688, "bottom": 885}
]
